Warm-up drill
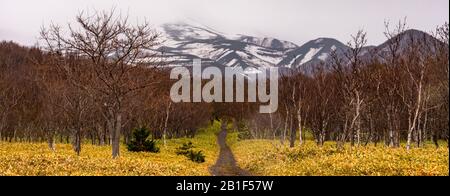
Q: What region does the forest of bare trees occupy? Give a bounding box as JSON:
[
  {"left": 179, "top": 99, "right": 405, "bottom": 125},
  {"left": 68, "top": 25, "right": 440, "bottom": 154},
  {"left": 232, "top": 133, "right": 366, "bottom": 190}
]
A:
[
  {"left": 251, "top": 21, "right": 449, "bottom": 150},
  {"left": 0, "top": 10, "right": 448, "bottom": 158}
]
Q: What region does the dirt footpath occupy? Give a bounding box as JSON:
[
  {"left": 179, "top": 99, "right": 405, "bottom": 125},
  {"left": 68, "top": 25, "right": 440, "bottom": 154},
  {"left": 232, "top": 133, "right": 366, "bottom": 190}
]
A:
[{"left": 209, "top": 121, "right": 251, "bottom": 176}]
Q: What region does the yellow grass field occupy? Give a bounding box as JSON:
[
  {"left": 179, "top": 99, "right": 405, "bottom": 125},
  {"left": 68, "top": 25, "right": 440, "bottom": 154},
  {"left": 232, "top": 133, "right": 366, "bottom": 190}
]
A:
[
  {"left": 0, "top": 125, "right": 220, "bottom": 176},
  {"left": 230, "top": 137, "right": 449, "bottom": 176},
  {"left": 1, "top": 121, "right": 448, "bottom": 176}
]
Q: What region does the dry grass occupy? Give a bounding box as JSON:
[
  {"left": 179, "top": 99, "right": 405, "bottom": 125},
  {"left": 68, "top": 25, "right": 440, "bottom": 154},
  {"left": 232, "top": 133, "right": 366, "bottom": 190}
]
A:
[
  {"left": 0, "top": 126, "right": 219, "bottom": 176},
  {"left": 231, "top": 138, "right": 449, "bottom": 176}
]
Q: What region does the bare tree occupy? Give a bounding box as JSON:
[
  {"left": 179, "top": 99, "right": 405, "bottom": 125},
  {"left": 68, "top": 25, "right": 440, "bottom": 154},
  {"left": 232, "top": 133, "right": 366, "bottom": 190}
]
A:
[
  {"left": 308, "top": 65, "right": 335, "bottom": 146},
  {"left": 400, "top": 33, "right": 431, "bottom": 150},
  {"left": 332, "top": 30, "right": 368, "bottom": 148},
  {"left": 381, "top": 19, "right": 408, "bottom": 147},
  {"left": 40, "top": 9, "right": 161, "bottom": 158}
]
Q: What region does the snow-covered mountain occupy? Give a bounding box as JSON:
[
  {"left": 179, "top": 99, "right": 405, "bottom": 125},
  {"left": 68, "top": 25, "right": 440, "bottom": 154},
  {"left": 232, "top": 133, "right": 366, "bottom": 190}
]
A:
[
  {"left": 238, "top": 35, "right": 298, "bottom": 49},
  {"left": 277, "top": 38, "right": 349, "bottom": 68},
  {"left": 155, "top": 22, "right": 441, "bottom": 75},
  {"left": 156, "top": 22, "right": 349, "bottom": 71},
  {"left": 158, "top": 22, "right": 286, "bottom": 70}
]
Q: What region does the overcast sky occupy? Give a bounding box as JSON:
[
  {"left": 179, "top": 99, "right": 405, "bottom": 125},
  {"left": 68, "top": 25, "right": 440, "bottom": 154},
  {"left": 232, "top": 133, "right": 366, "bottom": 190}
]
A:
[{"left": 0, "top": 0, "right": 448, "bottom": 46}]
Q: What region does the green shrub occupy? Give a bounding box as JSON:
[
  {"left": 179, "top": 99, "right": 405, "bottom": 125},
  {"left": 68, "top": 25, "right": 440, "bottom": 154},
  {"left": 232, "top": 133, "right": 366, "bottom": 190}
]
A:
[
  {"left": 176, "top": 141, "right": 195, "bottom": 155},
  {"left": 176, "top": 142, "right": 205, "bottom": 163},
  {"left": 187, "top": 150, "right": 206, "bottom": 163},
  {"left": 236, "top": 121, "right": 252, "bottom": 140},
  {"left": 127, "top": 127, "right": 160, "bottom": 153}
]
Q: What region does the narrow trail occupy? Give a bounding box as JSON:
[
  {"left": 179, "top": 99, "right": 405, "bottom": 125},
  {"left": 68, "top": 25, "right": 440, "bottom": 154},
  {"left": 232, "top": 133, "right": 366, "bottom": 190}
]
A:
[{"left": 209, "top": 121, "right": 251, "bottom": 176}]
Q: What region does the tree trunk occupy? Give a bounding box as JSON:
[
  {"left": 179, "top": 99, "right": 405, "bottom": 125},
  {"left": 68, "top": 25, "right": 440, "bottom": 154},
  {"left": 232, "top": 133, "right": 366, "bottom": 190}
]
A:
[
  {"left": 423, "top": 109, "right": 428, "bottom": 147},
  {"left": 163, "top": 102, "right": 172, "bottom": 146},
  {"left": 337, "top": 114, "right": 349, "bottom": 150},
  {"left": 73, "top": 128, "right": 81, "bottom": 156},
  {"left": 406, "top": 82, "right": 423, "bottom": 150},
  {"left": 355, "top": 93, "right": 362, "bottom": 146},
  {"left": 364, "top": 116, "right": 373, "bottom": 146},
  {"left": 112, "top": 112, "right": 122, "bottom": 158},
  {"left": 91, "top": 132, "right": 95, "bottom": 145},
  {"left": 0, "top": 116, "right": 5, "bottom": 142},
  {"left": 297, "top": 107, "right": 303, "bottom": 146},
  {"left": 282, "top": 109, "right": 289, "bottom": 145},
  {"left": 97, "top": 123, "right": 105, "bottom": 146},
  {"left": 289, "top": 114, "right": 296, "bottom": 148},
  {"left": 47, "top": 131, "right": 56, "bottom": 152},
  {"left": 387, "top": 112, "right": 396, "bottom": 147},
  {"left": 269, "top": 113, "right": 274, "bottom": 131},
  {"left": 416, "top": 113, "right": 422, "bottom": 147},
  {"left": 12, "top": 130, "right": 16, "bottom": 142}
]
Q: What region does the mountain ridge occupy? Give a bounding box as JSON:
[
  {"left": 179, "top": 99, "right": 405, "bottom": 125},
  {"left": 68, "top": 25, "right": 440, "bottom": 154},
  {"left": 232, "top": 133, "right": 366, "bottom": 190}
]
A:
[{"left": 155, "top": 22, "right": 441, "bottom": 73}]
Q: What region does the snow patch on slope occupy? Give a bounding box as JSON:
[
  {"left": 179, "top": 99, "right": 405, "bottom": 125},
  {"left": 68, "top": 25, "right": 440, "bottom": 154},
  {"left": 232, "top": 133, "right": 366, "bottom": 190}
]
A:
[
  {"left": 331, "top": 45, "right": 337, "bottom": 51},
  {"left": 182, "top": 43, "right": 218, "bottom": 58},
  {"left": 239, "top": 35, "right": 298, "bottom": 49},
  {"left": 300, "top": 47, "right": 323, "bottom": 65},
  {"left": 244, "top": 45, "right": 284, "bottom": 65},
  {"left": 318, "top": 53, "right": 329, "bottom": 61},
  {"left": 288, "top": 54, "right": 303, "bottom": 67},
  {"left": 315, "top": 38, "right": 324, "bottom": 44}
]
